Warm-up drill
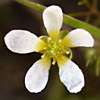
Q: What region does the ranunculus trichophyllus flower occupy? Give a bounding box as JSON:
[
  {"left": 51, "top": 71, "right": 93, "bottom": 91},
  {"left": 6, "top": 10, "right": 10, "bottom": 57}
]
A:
[{"left": 4, "top": 5, "right": 94, "bottom": 93}]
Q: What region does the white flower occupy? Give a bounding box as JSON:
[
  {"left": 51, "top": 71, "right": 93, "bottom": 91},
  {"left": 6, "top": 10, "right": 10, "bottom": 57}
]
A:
[{"left": 4, "top": 5, "right": 94, "bottom": 93}]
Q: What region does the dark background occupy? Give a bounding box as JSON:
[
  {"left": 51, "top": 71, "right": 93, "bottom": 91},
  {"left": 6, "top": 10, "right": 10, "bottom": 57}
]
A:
[{"left": 0, "top": 0, "right": 100, "bottom": 100}]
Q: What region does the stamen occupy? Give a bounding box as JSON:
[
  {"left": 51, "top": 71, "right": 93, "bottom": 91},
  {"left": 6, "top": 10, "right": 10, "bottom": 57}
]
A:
[
  {"left": 58, "top": 39, "right": 62, "bottom": 43},
  {"left": 47, "top": 37, "right": 51, "bottom": 43},
  {"left": 43, "top": 47, "right": 47, "bottom": 50},
  {"left": 65, "top": 50, "right": 70, "bottom": 54},
  {"left": 41, "top": 53, "right": 46, "bottom": 58},
  {"left": 52, "top": 58, "right": 56, "bottom": 65}
]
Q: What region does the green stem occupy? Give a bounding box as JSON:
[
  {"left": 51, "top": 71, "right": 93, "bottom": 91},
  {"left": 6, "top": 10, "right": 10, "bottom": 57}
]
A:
[
  {"left": 63, "top": 14, "right": 100, "bottom": 39},
  {"left": 15, "top": 0, "right": 46, "bottom": 12},
  {"left": 15, "top": 0, "right": 100, "bottom": 39}
]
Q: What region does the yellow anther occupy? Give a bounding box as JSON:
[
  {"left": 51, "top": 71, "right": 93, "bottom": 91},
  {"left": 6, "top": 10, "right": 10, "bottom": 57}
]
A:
[
  {"left": 41, "top": 53, "right": 46, "bottom": 58},
  {"left": 43, "top": 47, "right": 47, "bottom": 50},
  {"left": 58, "top": 39, "right": 62, "bottom": 43},
  {"left": 47, "top": 37, "right": 51, "bottom": 43},
  {"left": 52, "top": 58, "right": 56, "bottom": 65},
  {"left": 65, "top": 51, "right": 70, "bottom": 54}
]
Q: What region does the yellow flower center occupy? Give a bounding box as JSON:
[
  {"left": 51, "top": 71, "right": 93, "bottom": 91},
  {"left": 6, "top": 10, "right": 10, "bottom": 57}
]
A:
[
  {"left": 47, "top": 38, "right": 62, "bottom": 58},
  {"left": 41, "top": 37, "right": 72, "bottom": 65}
]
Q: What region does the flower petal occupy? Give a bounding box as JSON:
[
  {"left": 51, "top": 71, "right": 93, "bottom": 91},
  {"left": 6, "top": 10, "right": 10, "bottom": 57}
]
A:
[
  {"left": 4, "top": 30, "right": 46, "bottom": 54},
  {"left": 61, "top": 29, "right": 94, "bottom": 47},
  {"left": 57, "top": 56, "right": 84, "bottom": 93},
  {"left": 25, "top": 56, "right": 51, "bottom": 93},
  {"left": 43, "top": 5, "right": 63, "bottom": 40}
]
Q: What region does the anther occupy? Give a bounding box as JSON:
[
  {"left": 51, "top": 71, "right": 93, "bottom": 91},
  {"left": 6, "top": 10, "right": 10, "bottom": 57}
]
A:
[
  {"left": 43, "top": 47, "right": 47, "bottom": 50},
  {"left": 65, "top": 50, "right": 70, "bottom": 54},
  {"left": 41, "top": 53, "right": 46, "bottom": 58},
  {"left": 58, "top": 39, "right": 62, "bottom": 43},
  {"left": 52, "top": 58, "right": 56, "bottom": 65},
  {"left": 47, "top": 37, "right": 51, "bottom": 43}
]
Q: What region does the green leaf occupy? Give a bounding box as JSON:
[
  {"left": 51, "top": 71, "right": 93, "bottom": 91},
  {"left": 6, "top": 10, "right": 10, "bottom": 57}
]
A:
[{"left": 15, "top": 0, "right": 100, "bottom": 39}]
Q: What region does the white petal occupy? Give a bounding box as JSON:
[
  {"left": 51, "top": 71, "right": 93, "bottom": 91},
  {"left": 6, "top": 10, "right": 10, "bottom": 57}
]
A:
[
  {"left": 4, "top": 30, "right": 46, "bottom": 54},
  {"left": 43, "top": 5, "right": 63, "bottom": 39},
  {"left": 62, "top": 29, "right": 94, "bottom": 47},
  {"left": 25, "top": 56, "right": 51, "bottom": 93},
  {"left": 57, "top": 56, "right": 84, "bottom": 93}
]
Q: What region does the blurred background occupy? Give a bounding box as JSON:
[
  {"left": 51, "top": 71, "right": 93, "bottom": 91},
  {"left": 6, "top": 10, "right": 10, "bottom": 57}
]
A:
[{"left": 0, "top": 0, "right": 100, "bottom": 100}]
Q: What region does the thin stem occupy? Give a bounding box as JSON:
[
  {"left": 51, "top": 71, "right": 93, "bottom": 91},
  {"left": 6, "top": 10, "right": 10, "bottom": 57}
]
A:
[
  {"left": 69, "top": 11, "right": 89, "bottom": 17},
  {"left": 93, "top": 0, "right": 97, "bottom": 9},
  {"left": 15, "top": 0, "right": 45, "bottom": 12},
  {"left": 83, "top": 0, "right": 100, "bottom": 17},
  {"left": 85, "top": 12, "right": 92, "bottom": 23},
  {"left": 82, "top": 0, "right": 91, "bottom": 9},
  {"left": 15, "top": 0, "right": 100, "bottom": 39},
  {"left": 92, "top": 0, "right": 100, "bottom": 17},
  {"left": 63, "top": 14, "right": 100, "bottom": 39}
]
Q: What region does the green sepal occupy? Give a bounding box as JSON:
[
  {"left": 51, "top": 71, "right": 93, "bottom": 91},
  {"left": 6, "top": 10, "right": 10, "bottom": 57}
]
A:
[
  {"left": 57, "top": 30, "right": 69, "bottom": 40},
  {"left": 39, "top": 35, "right": 49, "bottom": 43}
]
